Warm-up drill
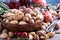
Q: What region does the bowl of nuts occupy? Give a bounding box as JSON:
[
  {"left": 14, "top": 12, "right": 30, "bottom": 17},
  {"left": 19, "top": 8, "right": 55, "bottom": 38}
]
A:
[{"left": 0, "top": 6, "right": 44, "bottom": 32}]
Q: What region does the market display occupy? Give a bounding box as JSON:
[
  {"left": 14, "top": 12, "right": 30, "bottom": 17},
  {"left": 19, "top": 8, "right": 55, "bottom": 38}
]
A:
[{"left": 0, "top": 2, "right": 60, "bottom": 40}]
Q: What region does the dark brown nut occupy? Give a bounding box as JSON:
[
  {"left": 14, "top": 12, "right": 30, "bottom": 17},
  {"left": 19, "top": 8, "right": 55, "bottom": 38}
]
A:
[
  {"left": 40, "top": 25, "right": 46, "bottom": 30},
  {"left": 2, "top": 29, "right": 8, "bottom": 33},
  {"left": 29, "top": 32, "right": 36, "bottom": 36},
  {"left": 0, "top": 33, "right": 8, "bottom": 38},
  {"left": 33, "top": 34, "right": 39, "bottom": 40},
  {"left": 8, "top": 32, "right": 14, "bottom": 37},
  {"left": 47, "top": 32, "right": 55, "bottom": 38},
  {"left": 54, "top": 21, "right": 60, "bottom": 30},
  {"left": 36, "top": 30, "right": 46, "bottom": 36},
  {"left": 10, "top": 20, "right": 18, "bottom": 24}
]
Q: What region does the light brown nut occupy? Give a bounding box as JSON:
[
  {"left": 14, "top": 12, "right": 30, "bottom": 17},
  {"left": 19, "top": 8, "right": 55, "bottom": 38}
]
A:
[
  {"left": 36, "top": 14, "right": 44, "bottom": 20},
  {"left": 36, "top": 30, "right": 46, "bottom": 36},
  {"left": 23, "top": 17, "right": 29, "bottom": 22},
  {"left": 29, "top": 32, "right": 36, "bottom": 36},
  {"left": 10, "top": 20, "right": 18, "bottom": 24},
  {"left": 33, "top": 34, "right": 39, "bottom": 40},
  {"left": 3, "top": 13, "right": 14, "bottom": 17},
  {"left": 0, "top": 33, "right": 8, "bottom": 38},
  {"left": 41, "top": 25, "right": 46, "bottom": 30},
  {"left": 47, "top": 32, "right": 55, "bottom": 38},
  {"left": 19, "top": 21, "right": 27, "bottom": 25},
  {"left": 25, "top": 13, "right": 32, "bottom": 19}
]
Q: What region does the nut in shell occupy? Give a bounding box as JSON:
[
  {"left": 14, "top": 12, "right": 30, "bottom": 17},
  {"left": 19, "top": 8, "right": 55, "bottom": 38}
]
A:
[
  {"left": 29, "top": 32, "right": 36, "bottom": 36},
  {"left": 33, "top": 34, "right": 39, "bottom": 40},
  {"left": 25, "top": 13, "right": 32, "bottom": 19},
  {"left": 47, "top": 32, "right": 55, "bottom": 38},
  {"left": 0, "top": 33, "right": 8, "bottom": 38},
  {"left": 41, "top": 25, "right": 46, "bottom": 30},
  {"left": 19, "top": 21, "right": 27, "bottom": 25},
  {"left": 10, "top": 20, "right": 18, "bottom": 24},
  {"left": 36, "top": 30, "right": 46, "bottom": 36}
]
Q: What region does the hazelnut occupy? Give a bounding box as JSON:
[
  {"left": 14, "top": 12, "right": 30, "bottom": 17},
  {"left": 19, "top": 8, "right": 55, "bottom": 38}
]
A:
[
  {"left": 29, "top": 32, "right": 36, "bottom": 36},
  {"left": 8, "top": 32, "right": 14, "bottom": 37},
  {"left": 36, "top": 30, "right": 46, "bottom": 36},
  {"left": 33, "top": 34, "right": 39, "bottom": 40},
  {"left": 0, "top": 33, "right": 8, "bottom": 38},
  {"left": 10, "top": 20, "right": 18, "bottom": 24},
  {"left": 47, "top": 32, "right": 55, "bottom": 38},
  {"left": 19, "top": 21, "right": 27, "bottom": 25}
]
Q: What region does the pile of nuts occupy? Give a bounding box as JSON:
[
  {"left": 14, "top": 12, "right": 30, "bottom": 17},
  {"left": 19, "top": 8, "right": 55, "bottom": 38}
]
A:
[
  {"left": 0, "top": 29, "right": 55, "bottom": 40},
  {"left": 3, "top": 6, "right": 44, "bottom": 25}
]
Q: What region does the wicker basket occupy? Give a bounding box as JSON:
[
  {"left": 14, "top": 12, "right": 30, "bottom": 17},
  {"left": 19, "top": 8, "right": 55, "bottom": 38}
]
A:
[{"left": 0, "top": 19, "right": 42, "bottom": 32}]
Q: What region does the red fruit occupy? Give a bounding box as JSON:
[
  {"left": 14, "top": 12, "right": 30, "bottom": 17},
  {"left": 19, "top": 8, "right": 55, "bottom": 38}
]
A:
[
  {"left": 27, "top": 33, "right": 30, "bottom": 38},
  {"left": 21, "top": 32, "right": 27, "bottom": 37},
  {"left": 17, "top": 32, "right": 21, "bottom": 36},
  {"left": 14, "top": 32, "right": 17, "bottom": 35},
  {"left": 43, "top": 11, "right": 53, "bottom": 22},
  {"left": 29, "top": 6, "right": 33, "bottom": 9}
]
